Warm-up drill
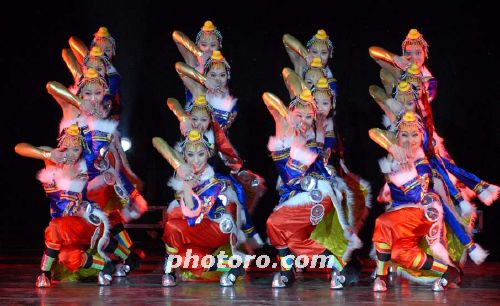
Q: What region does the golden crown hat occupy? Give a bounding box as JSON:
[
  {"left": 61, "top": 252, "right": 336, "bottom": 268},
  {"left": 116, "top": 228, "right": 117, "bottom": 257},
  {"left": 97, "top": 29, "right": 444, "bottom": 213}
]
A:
[
  {"left": 402, "top": 111, "right": 417, "bottom": 122},
  {"left": 407, "top": 63, "right": 421, "bottom": 75},
  {"left": 66, "top": 123, "right": 81, "bottom": 136},
  {"left": 310, "top": 57, "right": 323, "bottom": 68},
  {"left": 95, "top": 26, "right": 111, "bottom": 37},
  {"left": 58, "top": 123, "right": 83, "bottom": 148},
  {"left": 194, "top": 95, "right": 208, "bottom": 106},
  {"left": 395, "top": 81, "right": 416, "bottom": 104},
  {"left": 396, "top": 110, "right": 424, "bottom": 135},
  {"left": 299, "top": 89, "right": 314, "bottom": 102},
  {"left": 397, "top": 81, "right": 411, "bottom": 92},
  {"left": 89, "top": 46, "right": 104, "bottom": 57},
  {"left": 406, "top": 29, "right": 422, "bottom": 40},
  {"left": 188, "top": 129, "right": 202, "bottom": 142},
  {"left": 211, "top": 50, "right": 224, "bottom": 61},
  {"left": 315, "top": 77, "right": 329, "bottom": 89},
  {"left": 201, "top": 20, "right": 216, "bottom": 32},
  {"left": 84, "top": 67, "right": 100, "bottom": 79},
  {"left": 315, "top": 29, "right": 329, "bottom": 40}
]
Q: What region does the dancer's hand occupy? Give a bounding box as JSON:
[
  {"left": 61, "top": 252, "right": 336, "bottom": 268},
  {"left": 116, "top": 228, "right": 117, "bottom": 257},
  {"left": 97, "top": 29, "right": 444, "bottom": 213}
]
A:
[
  {"left": 389, "top": 144, "right": 410, "bottom": 171},
  {"left": 176, "top": 164, "right": 194, "bottom": 181},
  {"left": 393, "top": 55, "right": 411, "bottom": 70},
  {"left": 315, "top": 113, "right": 327, "bottom": 143},
  {"left": 49, "top": 148, "right": 66, "bottom": 164},
  {"left": 180, "top": 120, "right": 191, "bottom": 136}
]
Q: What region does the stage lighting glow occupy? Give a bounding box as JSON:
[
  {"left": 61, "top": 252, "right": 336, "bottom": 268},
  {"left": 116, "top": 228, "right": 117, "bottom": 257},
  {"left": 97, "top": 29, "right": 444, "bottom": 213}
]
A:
[{"left": 121, "top": 137, "right": 132, "bottom": 152}]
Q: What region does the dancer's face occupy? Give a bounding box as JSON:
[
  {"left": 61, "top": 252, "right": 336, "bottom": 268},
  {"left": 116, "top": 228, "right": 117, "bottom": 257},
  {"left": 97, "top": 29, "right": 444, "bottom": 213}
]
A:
[
  {"left": 314, "top": 94, "right": 333, "bottom": 116},
  {"left": 404, "top": 45, "right": 425, "bottom": 69},
  {"left": 309, "top": 42, "right": 329, "bottom": 66},
  {"left": 305, "top": 69, "right": 325, "bottom": 89},
  {"left": 190, "top": 109, "right": 211, "bottom": 133},
  {"left": 80, "top": 83, "right": 105, "bottom": 117},
  {"left": 84, "top": 58, "right": 106, "bottom": 77},
  {"left": 184, "top": 146, "right": 209, "bottom": 174},
  {"left": 397, "top": 126, "right": 422, "bottom": 157},
  {"left": 61, "top": 143, "right": 83, "bottom": 165},
  {"left": 198, "top": 33, "right": 220, "bottom": 54},
  {"left": 292, "top": 106, "right": 315, "bottom": 132},
  {"left": 206, "top": 65, "right": 228, "bottom": 88},
  {"left": 95, "top": 40, "right": 114, "bottom": 61}
]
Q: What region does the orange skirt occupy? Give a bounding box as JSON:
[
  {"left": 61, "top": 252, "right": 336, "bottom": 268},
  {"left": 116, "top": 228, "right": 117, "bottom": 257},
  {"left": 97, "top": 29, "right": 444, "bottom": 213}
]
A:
[
  {"left": 162, "top": 206, "right": 231, "bottom": 275},
  {"left": 45, "top": 216, "right": 98, "bottom": 272},
  {"left": 372, "top": 207, "right": 432, "bottom": 269},
  {"left": 266, "top": 198, "right": 333, "bottom": 259}
]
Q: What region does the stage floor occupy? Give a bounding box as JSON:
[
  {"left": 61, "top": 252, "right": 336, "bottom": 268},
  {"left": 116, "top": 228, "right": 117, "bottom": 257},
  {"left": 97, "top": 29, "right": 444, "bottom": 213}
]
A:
[{"left": 1, "top": 256, "right": 499, "bottom": 305}]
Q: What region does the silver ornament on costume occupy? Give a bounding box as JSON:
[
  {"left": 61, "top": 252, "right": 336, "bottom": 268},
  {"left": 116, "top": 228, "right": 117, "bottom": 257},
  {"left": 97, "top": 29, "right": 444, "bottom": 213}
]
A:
[
  {"left": 300, "top": 176, "right": 317, "bottom": 191},
  {"left": 310, "top": 189, "right": 324, "bottom": 203},
  {"left": 103, "top": 171, "right": 116, "bottom": 185},
  {"left": 310, "top": 203, "right": 325, "bottom": 225},
  {"left": 219, "top": 215, "right": 234, "bottom": 233}
]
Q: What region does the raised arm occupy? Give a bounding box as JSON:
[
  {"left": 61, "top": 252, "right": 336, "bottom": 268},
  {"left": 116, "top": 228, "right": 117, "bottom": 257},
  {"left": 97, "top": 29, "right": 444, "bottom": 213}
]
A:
[
  {"left": 174, "top": 62, "right": 206, "bottom": 97},
  {"left": 167, "top": 97, "right": 190, "bottom": 135},
  {"left": 369, "top": 85, "right": 396, "bottom": 123},
  {"left": 379, "top": 68, "right": 398, "bottom": 96},
  {"left": 46, "top": 81, "right": 82, "bottom": 120},
  {"left": 15, "top": 143, "right": 53, "bottom": 161},
  {"left": 368, "top": 128, "right": 396, "bottom": 151},
  {"left": 172, "top": 30, "right": 203, "bottom": 68},
  {"left": 282, "top": 67, "right": 308, "bottom": 99},
  {"left": 62, "top": 48, "right": 83, "bottom": 83},
  {"left": 368, "top": 46, "right": 403, "bottom": 79},
  {"left": 152, "top": 137, "right": 184, "bottom": 170},
  {"left": 283, "top": 34, "right": 308, "bottom": 75},
  {"left": 262, "top": 92, "right": 290, "bottom": 138},
  {"left": 166, "top": 97, "right": 189, "bottom": 124},
  {"left": 68, "top": 36, "right": 89, "bottom": 66}
]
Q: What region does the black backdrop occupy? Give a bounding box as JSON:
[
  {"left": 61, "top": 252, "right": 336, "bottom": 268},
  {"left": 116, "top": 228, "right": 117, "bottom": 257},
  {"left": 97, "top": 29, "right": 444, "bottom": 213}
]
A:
[{"left": 1, "top": 1, "right": 498, "bottom": 259}]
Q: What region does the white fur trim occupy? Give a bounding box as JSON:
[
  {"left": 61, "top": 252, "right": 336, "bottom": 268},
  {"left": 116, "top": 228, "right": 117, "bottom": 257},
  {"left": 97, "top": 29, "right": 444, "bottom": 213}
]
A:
[
  {"left": 387, "top": 166, "right": 418, "bottom": 187},
  {"left": 54, "top": 161, "right": 87, "bottom": 192},
  {"left": 478, "top": 184, "right": 499, "bottom": 206},
  {"left": 267, "top": 136, "right": 293, "bottom": 152},
  {"left": 290, "top": 140, "right": 317, "bottom": 166},
  {"left": 167, "top": 199, "right": 180, "bottom": 213},
  {"left": 93, "top": 209, "right": 111, "bottom": 262},
  {"left": 37, "top": 166, "right": 58, "bottom": 185},
  {"left": 206, "top": 95, "right": 237, "bottom": 112},
  {"left": 459, "top": 200, "right": 475, "bottom": 218},
  {"left": 55, "top": 176, "right": 86, "bottom": 193},
  {"left": 87, "top": 118, "right": 118, "bottom": 134},
  {"left": 342, "top": 232, "right": 363, "bottom": 261},
  {"left": 378, "top": 157, "right": 397, "bottom": 174},
  {"left": 396, "top": 267, "right": 439, "bottom": 285},
  {"left": 360, "top": 177, "right": 373, "bottom": 208},
  {"left": 168, "top": 177, "right": 184, "bottom": 192},
  {"left": 469, "top": 244, "right": 489, "bottom": 265},
  {"left": 167, "top": 166, "right": 215, "bottom": 192}
]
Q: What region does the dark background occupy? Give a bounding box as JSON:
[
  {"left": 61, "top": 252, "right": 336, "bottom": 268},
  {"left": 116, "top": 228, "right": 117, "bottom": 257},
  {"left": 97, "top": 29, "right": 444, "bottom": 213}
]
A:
[{"left": 1, "top": 1, "right": 498, "bottom": 259}]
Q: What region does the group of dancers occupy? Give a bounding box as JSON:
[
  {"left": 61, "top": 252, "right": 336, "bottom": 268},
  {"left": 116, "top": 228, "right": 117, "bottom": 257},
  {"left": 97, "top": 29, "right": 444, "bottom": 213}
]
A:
[{"left": 16, "top": 22, "right": 499, "bottom": 292}]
